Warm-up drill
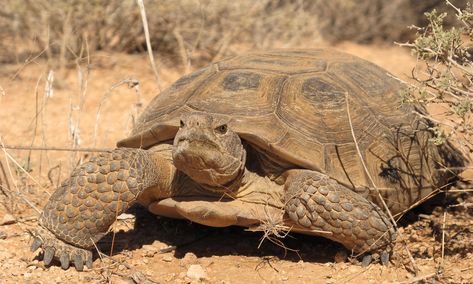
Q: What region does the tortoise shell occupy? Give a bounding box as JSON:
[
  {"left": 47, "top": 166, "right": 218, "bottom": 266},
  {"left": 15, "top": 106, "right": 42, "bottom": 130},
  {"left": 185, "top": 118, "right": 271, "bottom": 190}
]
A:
[{"left": 118, "top": 49, "right": 449, "bottom": 213}]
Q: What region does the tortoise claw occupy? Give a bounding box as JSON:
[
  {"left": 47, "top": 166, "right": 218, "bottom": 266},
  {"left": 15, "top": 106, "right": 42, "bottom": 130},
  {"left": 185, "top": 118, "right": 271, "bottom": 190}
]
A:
[
  {"left": 86, "top": 253, "right": 93, "bottom": 269},
  {"left": 43, "top": 247, "right": 55, "bottom": 266},
  {"left": 60, "top": 252, "right": 70, "bottom": 270},
  {"left": 361, "top": 254, "right": 372, "bottom": 267},
  {"left": 31, "top": 226, "right": 93, "bottom": 271},
  {"left": 74, "top": 254, "right": 84, "bottom": 271},
  {"left": 381, "top": 250, "right": 390, "bottom": 265},
  {"left": 30, "top": 237, "right": 42, "bottom": 252}
]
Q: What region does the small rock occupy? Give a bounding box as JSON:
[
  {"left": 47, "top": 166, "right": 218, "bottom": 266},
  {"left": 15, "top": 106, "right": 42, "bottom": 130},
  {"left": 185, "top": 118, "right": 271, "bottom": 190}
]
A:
[
  {"left": 162, "top": 256, "right": 173, "bottom": 262},
  {"left": 180, "top": 252, "right": 197, "bottom": 266},
  {"left": 131, "top": 271, "right": 159, "bottom": 284},
  {"left": 0, "top": 214, "right": 16, "bottom": 226},
  {"left": 186, "top": 264, "right": 207, "bottom": 281},
  {"left": 142, "top": 244, "right": 158, "bottom": 257},
  {"left": 0, "top": 231, "right": 7, "bottom": 239}
]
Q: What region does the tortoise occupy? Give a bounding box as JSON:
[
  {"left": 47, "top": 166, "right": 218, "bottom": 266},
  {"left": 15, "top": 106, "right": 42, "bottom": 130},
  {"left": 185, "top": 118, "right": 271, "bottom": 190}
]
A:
[{"left": 30, "top": 48, "right": 463, "bottom": 270}]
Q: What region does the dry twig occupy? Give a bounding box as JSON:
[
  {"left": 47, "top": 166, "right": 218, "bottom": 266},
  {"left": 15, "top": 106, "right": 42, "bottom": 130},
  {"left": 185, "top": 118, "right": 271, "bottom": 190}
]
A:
[{"left": 135, "top": 0, "right": 161, "bottom": 90}]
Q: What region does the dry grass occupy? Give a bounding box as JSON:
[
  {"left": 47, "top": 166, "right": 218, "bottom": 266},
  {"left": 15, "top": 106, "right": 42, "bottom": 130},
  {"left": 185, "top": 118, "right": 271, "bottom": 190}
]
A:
[
  {"left": 0, "top": 0, "right": 466, "bottom": 68},
  {"left": 0, "top": 0, "right": 320, "bottom": 66}
]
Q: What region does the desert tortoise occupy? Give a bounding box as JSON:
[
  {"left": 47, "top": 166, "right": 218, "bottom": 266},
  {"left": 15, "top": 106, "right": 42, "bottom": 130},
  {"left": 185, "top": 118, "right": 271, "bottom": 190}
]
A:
[{"left": 31, "top": 49, "right": 463, "bottom": 270}]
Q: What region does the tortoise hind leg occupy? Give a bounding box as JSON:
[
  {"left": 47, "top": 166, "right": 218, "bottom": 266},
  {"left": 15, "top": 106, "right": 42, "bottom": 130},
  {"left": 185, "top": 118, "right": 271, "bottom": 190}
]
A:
[
  {"left": 32, "top": 148, "right": 174, "bottom": 270},
  {"left": 284, "top": 170, "right": 396, "bottom": 258}
]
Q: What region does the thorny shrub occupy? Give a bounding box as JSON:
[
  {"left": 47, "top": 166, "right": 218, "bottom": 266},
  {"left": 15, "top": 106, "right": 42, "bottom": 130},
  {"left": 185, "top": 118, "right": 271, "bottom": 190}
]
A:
[{"left": 400, "top": 2, "right": 473, "bottom": 165}]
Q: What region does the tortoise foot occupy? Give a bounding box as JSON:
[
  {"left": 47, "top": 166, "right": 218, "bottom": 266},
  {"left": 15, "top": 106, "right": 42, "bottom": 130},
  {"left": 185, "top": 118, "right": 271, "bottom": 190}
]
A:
[{"left": 31, "top": 226, "right": 93, "bottom": 271}]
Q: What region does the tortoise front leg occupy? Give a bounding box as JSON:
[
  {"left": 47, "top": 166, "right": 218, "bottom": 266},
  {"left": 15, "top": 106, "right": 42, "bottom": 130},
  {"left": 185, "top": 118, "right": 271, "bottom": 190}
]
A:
[
  {"left": 31, "top": 148, "right": 175, "bottom": 270},
  {"left": 284, "top": 170, "right": 396, "bottom": 260}
]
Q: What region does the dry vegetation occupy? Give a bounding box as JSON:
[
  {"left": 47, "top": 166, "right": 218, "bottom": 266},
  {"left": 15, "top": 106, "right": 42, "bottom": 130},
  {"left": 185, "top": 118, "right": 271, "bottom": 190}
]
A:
[
  {"left": 0, "top": 1, "right": 472, "bottom": 283},
  {"left": 0, "top": 0, "right": 466, "bottom": 67},
  {"left": 400, "top": 1, "right": 473, "bottom": 172}
]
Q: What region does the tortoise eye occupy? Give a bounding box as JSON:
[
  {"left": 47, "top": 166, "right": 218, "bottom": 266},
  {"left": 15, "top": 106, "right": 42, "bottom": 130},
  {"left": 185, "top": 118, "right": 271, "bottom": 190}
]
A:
[
  {"left": 180, "top": 120, "right": 185, "bottom": 128},
  {"left": 215, "top": 124, "right": 228, "bottom": 134}
]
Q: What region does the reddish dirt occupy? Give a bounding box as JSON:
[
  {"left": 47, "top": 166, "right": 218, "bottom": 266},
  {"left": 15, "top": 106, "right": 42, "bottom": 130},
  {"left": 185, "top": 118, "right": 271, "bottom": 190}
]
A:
[{"left": 0, "top": 44, "right": 472, "bottom": 284}]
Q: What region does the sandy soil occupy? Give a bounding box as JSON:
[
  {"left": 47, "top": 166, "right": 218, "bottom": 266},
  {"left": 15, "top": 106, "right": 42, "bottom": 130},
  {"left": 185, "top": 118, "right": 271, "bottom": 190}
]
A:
[{"left": 0, "top": 43, "right": 472, "bottom": 284}]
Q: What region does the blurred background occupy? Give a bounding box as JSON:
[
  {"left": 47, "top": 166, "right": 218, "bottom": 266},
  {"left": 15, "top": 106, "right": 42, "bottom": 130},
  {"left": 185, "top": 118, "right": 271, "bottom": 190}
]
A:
[{"left": 0, "top": 0, "right": 467, "bottom": 68}]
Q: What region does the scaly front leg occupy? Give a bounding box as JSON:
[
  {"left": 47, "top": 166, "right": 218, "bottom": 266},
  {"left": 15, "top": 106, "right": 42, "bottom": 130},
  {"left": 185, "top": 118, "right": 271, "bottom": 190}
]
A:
[
  {"left": 284, "top": 170, "right": 396, "bottom": 262},
  {"left": 31, "top": 148, "right": 175, "bottom": 270}
]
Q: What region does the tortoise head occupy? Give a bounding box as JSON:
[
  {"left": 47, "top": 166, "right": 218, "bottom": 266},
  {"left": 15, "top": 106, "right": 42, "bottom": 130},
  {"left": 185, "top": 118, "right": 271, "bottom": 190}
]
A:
[{"left": 172, "top": 112, "right": 246, "bottom": 188}]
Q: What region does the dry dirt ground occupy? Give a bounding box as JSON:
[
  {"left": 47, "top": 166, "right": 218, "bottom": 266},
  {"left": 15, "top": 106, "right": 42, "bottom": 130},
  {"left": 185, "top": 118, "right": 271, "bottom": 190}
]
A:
[{"left": 0, "top": 43, "right": 472, "bottom": 284}]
